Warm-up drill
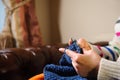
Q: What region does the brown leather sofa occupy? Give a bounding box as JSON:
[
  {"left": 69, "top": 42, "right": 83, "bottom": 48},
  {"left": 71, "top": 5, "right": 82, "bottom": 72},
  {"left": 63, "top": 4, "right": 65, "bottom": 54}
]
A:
[
  {"left": 0, "top": 41, "right": 108, "bottom": 80},
  {"left": 0, "top": 44, "right": 66, "bottom": 80}
]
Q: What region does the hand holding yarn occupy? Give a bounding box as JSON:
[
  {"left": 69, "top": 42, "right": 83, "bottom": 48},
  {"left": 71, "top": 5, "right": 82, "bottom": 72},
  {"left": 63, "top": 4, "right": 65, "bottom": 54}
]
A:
[{"left": 59, "top": 38, "right": 101, "bottom": 77}]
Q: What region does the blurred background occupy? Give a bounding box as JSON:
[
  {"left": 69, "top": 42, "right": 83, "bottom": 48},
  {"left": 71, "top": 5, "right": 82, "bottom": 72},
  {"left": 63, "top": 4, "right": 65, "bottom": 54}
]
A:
[{"left": 1, "top": 0, "right": 120, "bottom": 44}]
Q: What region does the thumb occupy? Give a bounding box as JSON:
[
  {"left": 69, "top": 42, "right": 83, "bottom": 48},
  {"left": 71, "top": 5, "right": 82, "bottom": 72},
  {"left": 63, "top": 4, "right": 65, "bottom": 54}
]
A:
[{"left": 77, "top": 38, "right": 91, "bottom": 51}]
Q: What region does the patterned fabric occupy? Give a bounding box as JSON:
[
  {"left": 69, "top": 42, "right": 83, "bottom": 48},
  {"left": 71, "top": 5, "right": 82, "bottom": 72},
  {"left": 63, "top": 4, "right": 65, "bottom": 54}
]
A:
[
  {"left": 1, "top": 0, "right": 42, "bottom": 48},
  {"left": 90, "top": 45, "right": 119, "bottom": 61},
  {"left": 0, "top": 34, "right": 14, "bottom": 49}
]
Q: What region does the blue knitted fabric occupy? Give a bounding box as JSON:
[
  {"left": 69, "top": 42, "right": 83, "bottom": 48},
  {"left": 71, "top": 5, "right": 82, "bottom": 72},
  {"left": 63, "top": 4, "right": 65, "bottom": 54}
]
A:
[{"left": 43, "top": 40, "right": 88, "bottom": 80}]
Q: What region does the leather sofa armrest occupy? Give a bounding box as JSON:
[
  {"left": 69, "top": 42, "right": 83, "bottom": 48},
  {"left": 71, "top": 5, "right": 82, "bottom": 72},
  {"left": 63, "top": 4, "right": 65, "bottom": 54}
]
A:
[{"left": 0, "top": 44, "right": 63, "bottom": 80}]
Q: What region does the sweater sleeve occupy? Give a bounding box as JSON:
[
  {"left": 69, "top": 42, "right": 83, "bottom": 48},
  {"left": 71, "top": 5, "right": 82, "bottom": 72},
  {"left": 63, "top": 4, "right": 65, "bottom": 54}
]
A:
[
  {"left": 89, "top": 44, "right": 119, "bottom": 61},
  {"left": 97, "top": 57, "right": 120, "bottom": 80}
]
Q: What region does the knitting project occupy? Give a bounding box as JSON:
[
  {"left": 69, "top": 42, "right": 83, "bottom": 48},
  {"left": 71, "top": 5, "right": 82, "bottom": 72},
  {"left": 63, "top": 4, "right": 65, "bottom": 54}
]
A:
[{"left": 43, "top": 40, "right": 87, "bottom": 80}]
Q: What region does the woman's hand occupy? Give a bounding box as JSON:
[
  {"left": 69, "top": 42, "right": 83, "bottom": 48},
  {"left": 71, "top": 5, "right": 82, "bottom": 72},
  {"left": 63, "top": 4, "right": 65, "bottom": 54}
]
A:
[{"left": 59, "top": 38, "right": 101, "bottom": 77}]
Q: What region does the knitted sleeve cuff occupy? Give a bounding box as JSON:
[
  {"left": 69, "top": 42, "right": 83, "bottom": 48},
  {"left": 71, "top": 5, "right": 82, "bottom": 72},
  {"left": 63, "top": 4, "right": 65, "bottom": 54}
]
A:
[
  {"left": 88, "top": 44, "right": 104, "bottom": 56},
  {"left": 97, "top": 58, "right": 120, "bottom": 80},
  {"left": 89, "top": 43, "right": 119, "bottom": 61}
]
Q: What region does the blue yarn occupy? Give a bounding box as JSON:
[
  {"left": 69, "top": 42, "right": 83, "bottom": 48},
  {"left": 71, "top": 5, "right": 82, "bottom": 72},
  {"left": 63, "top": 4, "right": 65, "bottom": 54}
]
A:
[
  {"left": 44, "top": 40, "right": 87, "bottom": 80},
  {"left": 59, "top": 40, "right": 82, "bottom": 66}
]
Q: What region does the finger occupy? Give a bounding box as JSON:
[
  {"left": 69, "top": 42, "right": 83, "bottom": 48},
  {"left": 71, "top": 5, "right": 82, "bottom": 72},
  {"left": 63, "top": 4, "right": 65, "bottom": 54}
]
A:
[
  {"left": 59, "top": 48, "right": 84, "bottom": 64},
  {"left": 59, "top": 48, "right": 84, "bottom": 63},
  {"left": 59, "top": 48, "right": 82, "bottom": 59},
  {"left": 77, "top": 38, "right": 85, "bottom": 48},
  {"left": 59, "top": 48, "right": 66, "bottom": 53},
  {"left": 72, "top": 60, "right": 81, "bottom": 73},
  {"left": 68, "top": 38, "right": 73, "bottom": 45},
  {"left": 77, "top": 38, "right": 91, "bottom": 50},
  {"left": 65, "top": 49, "right": 80, "bottom": 59},
  {"left": 72, "top": 61, "right": 88, "bottom": 77}
]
